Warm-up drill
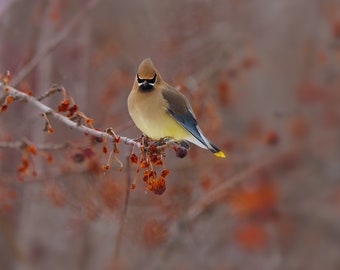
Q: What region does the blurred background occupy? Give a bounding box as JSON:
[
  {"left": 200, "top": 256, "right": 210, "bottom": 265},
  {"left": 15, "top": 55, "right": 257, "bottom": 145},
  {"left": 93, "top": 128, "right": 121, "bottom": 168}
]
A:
[{"left": 1, "top": 0, "right": 340, "bottom": 269}]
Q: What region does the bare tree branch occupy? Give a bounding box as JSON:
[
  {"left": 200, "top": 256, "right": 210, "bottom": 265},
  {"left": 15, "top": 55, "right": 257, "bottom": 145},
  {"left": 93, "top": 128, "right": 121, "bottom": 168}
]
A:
[{"left": 0, "top": 83, "right": 138, "bottom": 147}]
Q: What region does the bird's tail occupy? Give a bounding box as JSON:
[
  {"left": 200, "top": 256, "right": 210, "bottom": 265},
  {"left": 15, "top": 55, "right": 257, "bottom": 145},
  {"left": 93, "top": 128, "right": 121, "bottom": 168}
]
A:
[
  {"left": 209, "top": 142, "right": 226, "bottom": 158},
  {"left": 195, "top": 126, "right": 226, "bottom": 158}
]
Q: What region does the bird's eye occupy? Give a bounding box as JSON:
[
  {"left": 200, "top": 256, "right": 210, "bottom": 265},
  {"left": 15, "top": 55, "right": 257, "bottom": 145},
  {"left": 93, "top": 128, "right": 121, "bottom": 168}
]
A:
[
  {"left": 146, "top": 74, "right": 157, "bottom": 84},
  {"left": 137, "top": 74, "right": 143, "bottom": 84},
  {"left": 137, "top": 74, "right": 157, "bottom": 86}
]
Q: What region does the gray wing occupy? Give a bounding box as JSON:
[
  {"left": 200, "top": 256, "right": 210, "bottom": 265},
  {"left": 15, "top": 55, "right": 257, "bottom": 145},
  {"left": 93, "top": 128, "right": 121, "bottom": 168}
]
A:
[
  {"left": 161, "top": 86, "right": 222, "bottom": 154},
  {"left": 161, "top": 87, "right": 209, "bottom": 148}
]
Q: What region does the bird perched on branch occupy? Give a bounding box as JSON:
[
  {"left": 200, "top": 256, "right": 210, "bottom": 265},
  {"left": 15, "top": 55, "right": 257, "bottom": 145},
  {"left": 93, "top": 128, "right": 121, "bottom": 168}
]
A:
[{"left": 128, "top": 58, "right": 225, "bottom": 158}]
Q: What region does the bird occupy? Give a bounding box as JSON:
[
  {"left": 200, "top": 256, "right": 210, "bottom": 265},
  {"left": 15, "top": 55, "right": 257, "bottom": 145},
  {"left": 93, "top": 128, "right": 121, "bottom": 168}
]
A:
[{"left": 127, "top": 58, "right": 226, "bottom": 158}]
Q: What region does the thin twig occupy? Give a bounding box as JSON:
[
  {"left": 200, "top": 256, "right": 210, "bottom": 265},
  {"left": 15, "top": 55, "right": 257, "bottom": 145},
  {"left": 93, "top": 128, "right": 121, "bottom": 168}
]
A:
[
  {"left": 11, "top": 0, "right": 102, "bottom": 86},
  {"left": 37, "top": 86, "right": 65, "bottom": 101}
]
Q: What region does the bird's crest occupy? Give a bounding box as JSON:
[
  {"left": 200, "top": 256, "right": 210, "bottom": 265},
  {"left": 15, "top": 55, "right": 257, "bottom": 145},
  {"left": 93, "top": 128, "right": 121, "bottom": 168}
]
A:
[{"left": 137, "top": 58, "right": 157, "bottom": 80}]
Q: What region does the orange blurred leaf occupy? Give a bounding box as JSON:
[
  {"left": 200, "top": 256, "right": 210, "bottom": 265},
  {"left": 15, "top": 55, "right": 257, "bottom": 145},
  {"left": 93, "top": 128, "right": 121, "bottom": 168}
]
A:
[
  {"left": 297, "top": 82, "right": 324, "bottom": 103},
  {"left": 234, "top": 221, "right": 267, "bottom": 250},
  {"left": 217, "top": 78, "right": 231, "bottom": 106},
  {"left": 229, "top": 178, "right": 278, "bottom": 218},
  {"left": 45, "top": 182, "right": 66, "bottom": 207},
  {"left": 263, "top": 129, "right": 280, "bottom": 146},
  {"left": 100, "top": 180, "right": 121, "bottom": 211},
  {"left": 289, "top": 116, "right": 309, "bottom": 139},
  {"left": 142, "top": 220, "right": 167, "bottom": 248}
]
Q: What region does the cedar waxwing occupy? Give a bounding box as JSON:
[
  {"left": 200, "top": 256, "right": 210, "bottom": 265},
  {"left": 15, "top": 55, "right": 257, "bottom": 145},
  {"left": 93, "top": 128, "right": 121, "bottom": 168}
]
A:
[{"left": 128, "top": 58, "right": 226, "bottom": 158}]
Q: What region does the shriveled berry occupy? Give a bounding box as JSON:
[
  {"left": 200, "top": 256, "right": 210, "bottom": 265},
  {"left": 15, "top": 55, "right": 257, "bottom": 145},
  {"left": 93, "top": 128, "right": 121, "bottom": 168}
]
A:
[{"left": 176, "top": 147, "right": 187, "bottom": 158}]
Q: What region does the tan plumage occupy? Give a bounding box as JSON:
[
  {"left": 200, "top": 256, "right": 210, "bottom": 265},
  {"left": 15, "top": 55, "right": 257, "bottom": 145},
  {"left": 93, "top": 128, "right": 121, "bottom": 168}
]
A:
[{"left": 128, "top": 58, "right": 225, "bottom": 158}]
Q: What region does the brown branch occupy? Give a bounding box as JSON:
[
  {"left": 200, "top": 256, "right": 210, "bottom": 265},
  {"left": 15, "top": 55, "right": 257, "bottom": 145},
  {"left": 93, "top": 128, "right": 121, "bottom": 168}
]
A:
[
  {"left": 0, "top": 83, "right": 138, "bottom": 147},
  {"left": 37, "top": 86, "right": 65, "bottom": 101},
  {"left": 11, "top": 0, "right": 102, "bottom": 86}
]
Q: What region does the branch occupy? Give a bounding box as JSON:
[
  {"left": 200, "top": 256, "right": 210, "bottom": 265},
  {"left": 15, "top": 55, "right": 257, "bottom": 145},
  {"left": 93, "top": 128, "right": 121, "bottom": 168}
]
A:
[{"left": 0, "top": 83, "right": 138, "bottom": 147}]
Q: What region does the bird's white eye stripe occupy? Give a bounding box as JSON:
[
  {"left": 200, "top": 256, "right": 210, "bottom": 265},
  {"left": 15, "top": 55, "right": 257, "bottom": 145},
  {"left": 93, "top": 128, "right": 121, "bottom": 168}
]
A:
[
  {"left": 137, "top": 74, "right": 157, "bottom": 85},
  {"left": 148, "top": 74, "right": 157, "bottom": 84}
]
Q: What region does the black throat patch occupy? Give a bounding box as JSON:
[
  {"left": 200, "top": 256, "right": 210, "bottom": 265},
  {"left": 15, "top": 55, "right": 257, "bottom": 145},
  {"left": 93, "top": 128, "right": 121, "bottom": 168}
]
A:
[{"left": 139, "top": 83, "right": 154, "bottom": 92}]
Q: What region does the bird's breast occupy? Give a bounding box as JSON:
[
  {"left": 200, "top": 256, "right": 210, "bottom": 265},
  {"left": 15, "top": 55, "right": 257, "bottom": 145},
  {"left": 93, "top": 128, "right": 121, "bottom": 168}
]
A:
[{"left": 128, "top": 90, "right": 191, "bottom": 140}]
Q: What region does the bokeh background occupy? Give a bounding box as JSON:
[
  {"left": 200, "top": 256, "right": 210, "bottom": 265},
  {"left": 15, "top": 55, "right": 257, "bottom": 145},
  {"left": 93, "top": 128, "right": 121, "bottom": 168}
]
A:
[{"left": 1, "top": 0, "right": 340, "bottom": 269}]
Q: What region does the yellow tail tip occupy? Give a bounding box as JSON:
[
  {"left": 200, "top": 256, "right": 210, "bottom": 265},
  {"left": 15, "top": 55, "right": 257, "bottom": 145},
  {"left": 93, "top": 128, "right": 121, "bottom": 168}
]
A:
[{"left": 214, "top": 151, "right": 226, "bottom": 158}]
